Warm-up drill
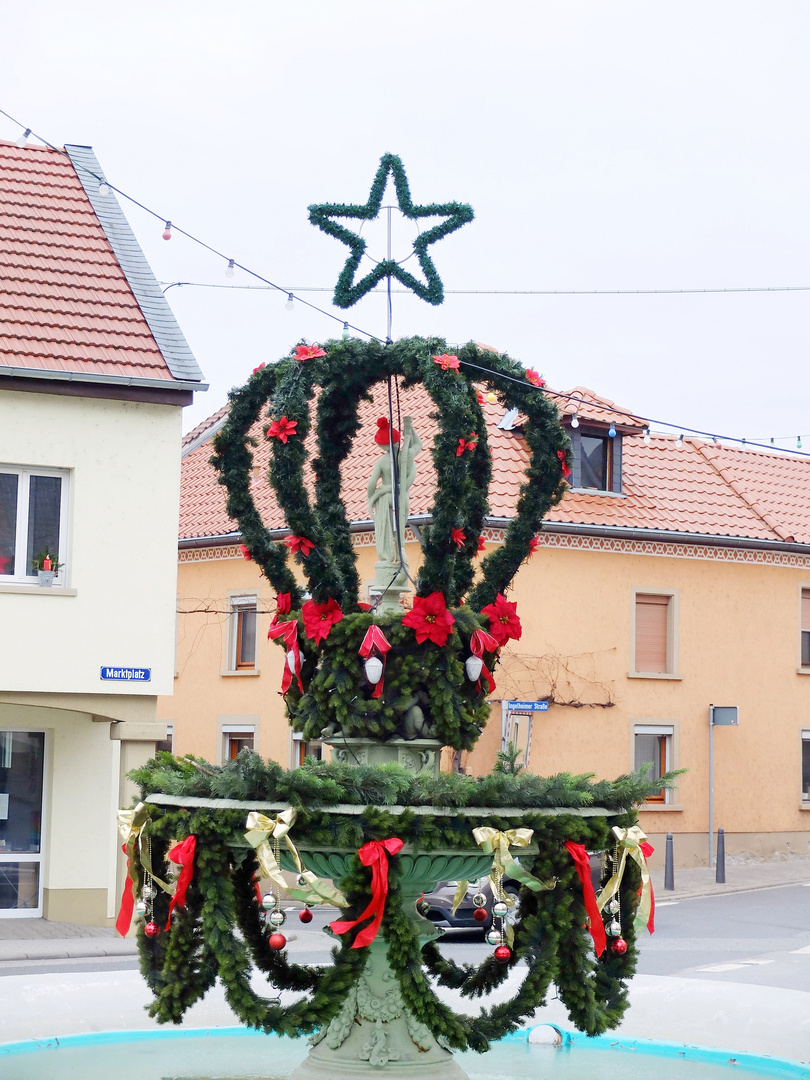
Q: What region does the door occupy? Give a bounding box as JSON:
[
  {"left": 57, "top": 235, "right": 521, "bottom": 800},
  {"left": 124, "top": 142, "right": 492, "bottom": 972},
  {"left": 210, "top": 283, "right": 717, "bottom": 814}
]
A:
[{"left": 0, "top": 731, "right": 45, "bottom": 917}]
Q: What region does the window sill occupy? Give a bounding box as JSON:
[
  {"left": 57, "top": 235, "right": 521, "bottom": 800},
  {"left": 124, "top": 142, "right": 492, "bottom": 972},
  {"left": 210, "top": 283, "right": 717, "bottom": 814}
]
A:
[
  {"left": 800, "top": 802, "right": 810, "bottom": 810},
  {"left": 627, "top": 671, "right": 682, "bottom": 680},
  {"left": 568, "top": 487, "right": 626, "bottom": 499},
  {"left": 220, "top": 669, "right": 260, "bottom": 677},
  {"left": 639, "top": 803, "right": 683, "bottom": 812},
  {"left": 0, "top": 582, "right": 77, "bottom": 596},
  {"left": 797, "top": 668, "right": 810, "bottom": 675}
]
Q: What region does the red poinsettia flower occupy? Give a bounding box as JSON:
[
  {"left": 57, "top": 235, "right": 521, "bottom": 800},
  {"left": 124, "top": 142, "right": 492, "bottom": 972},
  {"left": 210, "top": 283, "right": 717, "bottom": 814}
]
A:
[
  {"left": 357, "top": 602, "right": 373, "bottom": 611},
  {"left": 301, "top": 597, "right": 343, "bottom": 644},
  {"left": 528, "top": 536, "right": 541, "bottom": 556},
  {"left": 402, "top": 592, "right": 456, "bottom": 647},
  {"left": 477, "top": 536, "right": 486, "bottom": 553},
  {"left": 451, "top": 527, "right": 466, "bottom": 550},
  {"left": 476, "top": 391, "right": 485, "bottom": 404},
  {"left": 266, "top": 416, "right": 298, "bottom": 444},
  {"left": 526, "top": 369, "right": 546, "bottom": 387},
  {"left": 252, "top": 362, "right": 266, "bottom": 375},
  {"left": 239, "top": 544, "right": 251, "bottom": 560},
  {"left": 456, "top": 432, "right": 478, "bottom": 457},
  {"left": 432, "top": 353, "right": 460, "bottom": 371},
  {"left": 285, "top": 535, "right": 314, "bottom": 557},
  {"left": 481, "top": 593, "right": 522, "bottom": 646},
  {"left": 557, "top": 449, "right": 572, "bottom": 478},
  {"left": 294, "top": 344, "right": 327, "bottom": 362}
]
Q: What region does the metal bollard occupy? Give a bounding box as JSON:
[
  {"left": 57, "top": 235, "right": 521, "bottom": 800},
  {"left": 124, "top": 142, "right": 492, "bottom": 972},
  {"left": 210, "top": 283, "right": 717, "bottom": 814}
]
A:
[
  {"left": 664, "top": 832, "right": 675, "bottom": 891},
  {"left": 715, "top": 827, "right": 726, "bottom": 884}
]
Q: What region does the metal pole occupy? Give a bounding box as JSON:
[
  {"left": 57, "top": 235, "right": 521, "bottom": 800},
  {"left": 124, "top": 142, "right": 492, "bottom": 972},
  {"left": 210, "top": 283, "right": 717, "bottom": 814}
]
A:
[
  {"left": 386, "top": 206, "right": 393, "bottom": 343},
  {"left": 664, "top": 832, "right": 675, "bottom": 891},
  {"left": 708, "top": 704, "right": 714, "bottom": 868},
  {"left": 715, "top": 827, "right": 726, "bottom": 884}
]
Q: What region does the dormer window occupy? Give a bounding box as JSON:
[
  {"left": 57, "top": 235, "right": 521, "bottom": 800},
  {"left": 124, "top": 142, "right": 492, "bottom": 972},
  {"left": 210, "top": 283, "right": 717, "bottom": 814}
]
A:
[
  {"left": 580, "top": 434, "right": 612, "bottom": 490},
  {"left": 557, "top": 386, "right": 646, "bottom": 495}
]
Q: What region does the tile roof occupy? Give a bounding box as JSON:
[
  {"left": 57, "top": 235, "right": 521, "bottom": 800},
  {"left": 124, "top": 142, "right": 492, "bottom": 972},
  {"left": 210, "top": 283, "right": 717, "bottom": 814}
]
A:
[
  {"left": 0, "top": 141, "right": 203, "bottom": 387},
  {"left": 178, "top": 382, "right": 810, "bottom": 547}
]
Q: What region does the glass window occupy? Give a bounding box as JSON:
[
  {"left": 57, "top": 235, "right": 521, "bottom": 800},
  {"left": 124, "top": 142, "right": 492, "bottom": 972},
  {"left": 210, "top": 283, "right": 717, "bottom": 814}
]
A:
[
  {"left": 580, "top": 436, "right": 609, "bottom": 489},
  {"left": 634, "top": 724, "right": 673, "bottom": 803},
  {"left": 0, "top": 731, "right": 45, "bottom": 913},
  {"left": 224, "top": 729, "right": 254, "bottom": 760},
  {"left": 802, "top": 732, "right": 810, "bottom": 802},
  {"left": 155, "top": 725, "right": 174, "bottom": 755},
  {"left": 801, "top": 590, "right": 810, "bottom": 667},
  {"left": 0, "top": 467, "right": 67, "bottom": 582},
  {"left": 229, "top": 595, "right": 258, "bottom": 670}
]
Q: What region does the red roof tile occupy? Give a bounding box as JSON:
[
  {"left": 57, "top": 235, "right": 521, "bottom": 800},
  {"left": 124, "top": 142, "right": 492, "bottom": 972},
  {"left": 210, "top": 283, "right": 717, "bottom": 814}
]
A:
[
  {"left": 178, "top": 383, "right": 810, "bottom": 547},
  {"left": 0, "top": 142, "right": 198, "bottom": 384}
]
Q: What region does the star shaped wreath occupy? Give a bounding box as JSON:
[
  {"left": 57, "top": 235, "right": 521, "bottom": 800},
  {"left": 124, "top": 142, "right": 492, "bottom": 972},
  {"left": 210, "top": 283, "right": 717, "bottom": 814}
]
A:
[{"left": 308, "top": 153, "right": 473, "bottom": 308}]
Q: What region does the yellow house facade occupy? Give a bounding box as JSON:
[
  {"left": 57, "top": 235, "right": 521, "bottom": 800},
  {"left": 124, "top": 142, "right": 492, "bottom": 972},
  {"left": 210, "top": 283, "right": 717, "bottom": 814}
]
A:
[{"left": 160, "top": 385, "right": 810, "bottom": 869}]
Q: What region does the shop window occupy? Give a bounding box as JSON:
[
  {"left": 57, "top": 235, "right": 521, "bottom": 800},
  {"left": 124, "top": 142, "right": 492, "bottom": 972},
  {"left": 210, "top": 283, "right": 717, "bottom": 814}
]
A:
[
  {"left": 633, "top": 592, "right": 676, "bottom": 675},
  {"left": 0, "top": 467, "right": 69, "bottom": 583},
  {"left": 634, "top": 724, "right": 673, "bottom": 803},
  {"left": 229, "top": 595, "right": 258, "bottom": 670}
]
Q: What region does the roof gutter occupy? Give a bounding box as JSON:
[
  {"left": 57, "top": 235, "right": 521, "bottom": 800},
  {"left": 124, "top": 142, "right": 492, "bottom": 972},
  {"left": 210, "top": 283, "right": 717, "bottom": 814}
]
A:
[
  {"left": 0, "top": 365, "right": 207, "bottom": 394},
  {"left": 179, "top": 515, "right": 810, "bottom": 557}
]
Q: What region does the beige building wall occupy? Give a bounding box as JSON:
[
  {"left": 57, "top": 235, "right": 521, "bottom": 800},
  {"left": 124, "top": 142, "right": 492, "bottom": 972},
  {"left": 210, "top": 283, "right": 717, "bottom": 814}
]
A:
[{"left": 160, "top": 531, "right": 810, "bottom": 866}]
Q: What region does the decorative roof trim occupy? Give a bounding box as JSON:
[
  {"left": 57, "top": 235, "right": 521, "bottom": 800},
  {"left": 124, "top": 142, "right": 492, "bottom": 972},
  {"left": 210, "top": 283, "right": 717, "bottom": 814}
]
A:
[{"left": 64, "top": 144, "right": 205, "bottom": 388}]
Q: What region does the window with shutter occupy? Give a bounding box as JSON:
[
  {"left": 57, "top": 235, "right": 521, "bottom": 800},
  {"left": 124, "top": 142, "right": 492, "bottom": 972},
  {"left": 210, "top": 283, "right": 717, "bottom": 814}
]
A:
[
  {"left": 634, "top": 593, "right": 671, "bottom": 673},
  {"left": 634, "top": 724, "right": 673, "bottom": 803}
]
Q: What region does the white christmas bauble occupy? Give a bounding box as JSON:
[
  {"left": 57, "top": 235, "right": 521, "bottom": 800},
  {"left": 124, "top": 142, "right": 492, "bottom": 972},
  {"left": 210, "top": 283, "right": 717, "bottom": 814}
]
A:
[
  {"left": 364, "top": 656, "right": 384, "bottom": 684},
  {"left": 286, "top": 650, "right": 297, "bottom": 675},
  {"left": 465, "top": 655, "right": 484, "bottom": 681}
]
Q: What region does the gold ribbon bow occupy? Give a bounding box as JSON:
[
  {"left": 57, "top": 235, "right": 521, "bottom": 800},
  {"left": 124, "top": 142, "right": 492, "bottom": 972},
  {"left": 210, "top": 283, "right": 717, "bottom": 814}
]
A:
[
  {"left": 244, "top": 810, "right": 347, "bottom": 908},
  {"left": 451, "top": 827, "right": 555, "bottom": 921},
  {"left": 596, "top": 825, "right": 654, "bottom": 932},
  {"left": 116, "top": 803, "right": 173, "bottom": 895}
]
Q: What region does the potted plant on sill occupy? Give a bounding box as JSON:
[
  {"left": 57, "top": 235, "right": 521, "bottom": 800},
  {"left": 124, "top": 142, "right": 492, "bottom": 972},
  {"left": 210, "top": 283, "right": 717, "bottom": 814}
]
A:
[{"left": 32, "top": 548, "right": 62, "bottom": 587}]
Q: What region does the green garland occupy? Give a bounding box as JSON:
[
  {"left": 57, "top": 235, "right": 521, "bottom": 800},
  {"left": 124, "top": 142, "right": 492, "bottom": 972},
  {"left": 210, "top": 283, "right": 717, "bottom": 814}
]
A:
[
  {"left": 308, "top": 154, "right": 474, "bottom": 308},
  {"left": 133, "top": 793, "right": 642, "bottom": 1052},
  {"left": 210, "top": 335, "right": 570, "bottom": 749}
]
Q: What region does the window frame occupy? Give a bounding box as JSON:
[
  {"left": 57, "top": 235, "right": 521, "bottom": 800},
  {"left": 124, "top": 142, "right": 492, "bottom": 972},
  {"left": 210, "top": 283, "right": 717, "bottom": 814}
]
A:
[
  {"left": 799, "top": 587, "right": 810, "bottom": 671},
  {"left": 630, "top": 589, "right": 680, "bottom": 678},
  {"left": 567, "top": 426, "right": 623, "bottom": 494},
  {"left": 226, "top": 593, "right": 259, "bottom": 673},
  {"left": 632, "top": 722, "right": 677, "bottom": 806},
  {"left": 801, "top": 730, "right": 810, "bottom": 804},
  {"left": 0, "top": 465, "right": 70, "bottom": 585},
  {"left": 222, "top": 724, "right": 256, "bottom": 761}
]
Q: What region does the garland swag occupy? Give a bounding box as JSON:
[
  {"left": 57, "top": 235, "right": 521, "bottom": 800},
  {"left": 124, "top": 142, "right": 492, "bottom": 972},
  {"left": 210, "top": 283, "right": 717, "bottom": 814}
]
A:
[{"left": 210, "top": 335, "right": 570, "bottom": 750}]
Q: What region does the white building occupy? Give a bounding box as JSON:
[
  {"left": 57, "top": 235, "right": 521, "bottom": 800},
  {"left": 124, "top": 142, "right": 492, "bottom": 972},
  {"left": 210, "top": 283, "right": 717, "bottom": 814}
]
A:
[{"left": 0, "top": 141, "right": 205, "bottom": 922}]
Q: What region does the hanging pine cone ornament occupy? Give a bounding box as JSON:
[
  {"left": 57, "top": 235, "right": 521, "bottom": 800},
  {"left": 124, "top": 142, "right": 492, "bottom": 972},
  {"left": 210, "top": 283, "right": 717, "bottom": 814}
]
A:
[
  {"left": 299, "top": 907, "right": 313, "bottom": 923},
  {"left": 268, "top": 932, "right": 287, "bottom": 951}
]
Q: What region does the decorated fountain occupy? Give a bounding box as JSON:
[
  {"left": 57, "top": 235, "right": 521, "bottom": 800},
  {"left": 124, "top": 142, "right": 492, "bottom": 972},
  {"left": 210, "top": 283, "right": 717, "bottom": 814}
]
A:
[{"left": 116, "top": 155, "right": 660, "bottom": 1080}]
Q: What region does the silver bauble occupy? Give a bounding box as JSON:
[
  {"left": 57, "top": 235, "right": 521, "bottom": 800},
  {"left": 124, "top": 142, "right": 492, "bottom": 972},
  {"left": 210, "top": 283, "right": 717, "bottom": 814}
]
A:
[
  {"left": 493, "top": 901, "right": 509, "bottom": 917},
  {"left": 472, "top": 893, "right": 487, "bottom": 908},
  {"left": 261, "top": 893, "right": 276, "bottom": 910},
  {"left": 269, "top": 910, "right": 287, "bottom": 927},
  {"left": 486, "top": 928, "right": 502, "bottom": 945}
]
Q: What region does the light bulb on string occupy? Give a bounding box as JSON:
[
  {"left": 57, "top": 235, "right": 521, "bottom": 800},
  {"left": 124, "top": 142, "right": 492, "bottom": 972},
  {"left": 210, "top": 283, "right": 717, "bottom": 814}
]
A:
[
  {"left": 225, "top": 260, "right": 235, "bottom": 278},
  {"left": 675, "top": 434, "right": 684, "bottom": 450},
  {"left": 608, "top": 424, "right": 616, "bottom": 438},
  {"left": 285, "top": 293, "right": 294, "bottom": 311},
  {"left": 98, "top": 181, "right": 110, "bottom": 196},
  {"left": 342, "top": 322, "right": 349, "bottom": 339},
  {"left": 162, "top": 221, "right": 172, "bottom": 241},
  {"left": 798, "top": 437, "right": 803, "bottom": 450},
  {"left": 570, "top": 410, "right": 579, "bottom": 429},
  {"left": 487, "top": 392, "right": 497, "bottom": 404},
  {"left": 15, "top": 128, "right": 31, "bottom": 148},
  {"left": 643, "top": 427, "right": 651, "bottom": 445}
]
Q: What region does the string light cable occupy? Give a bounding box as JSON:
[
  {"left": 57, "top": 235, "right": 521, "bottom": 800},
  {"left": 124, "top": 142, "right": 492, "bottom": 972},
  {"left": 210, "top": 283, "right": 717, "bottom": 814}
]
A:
[{"left": 2, "top": 109, "right": 807, "bottom": 458}]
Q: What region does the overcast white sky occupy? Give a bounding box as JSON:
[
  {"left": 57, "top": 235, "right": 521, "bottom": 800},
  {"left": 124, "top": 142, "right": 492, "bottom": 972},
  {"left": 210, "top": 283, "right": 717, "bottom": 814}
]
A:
[{"left": 2, "top": 1, "right": 808, "bottom": 446}]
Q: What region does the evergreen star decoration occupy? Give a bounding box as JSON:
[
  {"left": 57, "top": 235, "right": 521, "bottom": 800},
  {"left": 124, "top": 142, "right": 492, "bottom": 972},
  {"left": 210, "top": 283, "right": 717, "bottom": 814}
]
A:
[{"left": 308, "top": 154, "right": 474, "bottom": 308}]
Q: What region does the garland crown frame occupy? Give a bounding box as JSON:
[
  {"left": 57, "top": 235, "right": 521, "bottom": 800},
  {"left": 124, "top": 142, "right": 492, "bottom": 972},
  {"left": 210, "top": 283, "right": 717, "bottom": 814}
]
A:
[{"left": 210, "top": 335, "right": 570, "bottom": 750}]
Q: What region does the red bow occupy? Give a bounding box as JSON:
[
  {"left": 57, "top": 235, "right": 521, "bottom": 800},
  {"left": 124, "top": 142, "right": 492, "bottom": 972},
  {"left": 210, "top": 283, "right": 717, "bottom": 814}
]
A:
[
  {"left": 165, "top": 836, "right": 197, "bottom": 930},
  {"left": 268, "top": 619, "right": 304, "bottom": 693},
  {"left": 456, "top": 433, "right": 478, "bottom": 457},
  {"left": 358, "top": 626, "right": 392, "bottom": 699},
  {"left": 564, "top": 841, "right": 606, "bottom": 957},
  {"left": 115, "top": 843, "right": 136, "bottom": 937},
  {"left": 330, "top": 838, "right": 403, "bottom": 948}
]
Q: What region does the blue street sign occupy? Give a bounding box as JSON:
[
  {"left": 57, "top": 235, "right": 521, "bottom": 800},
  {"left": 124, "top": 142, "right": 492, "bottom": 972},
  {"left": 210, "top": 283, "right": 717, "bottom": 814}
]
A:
[
  {"left": 100, "top": 667, "right": 151, "bottom": 683},
  {"left": 507, "top": 700, "right": 549, "bottom": 712}
]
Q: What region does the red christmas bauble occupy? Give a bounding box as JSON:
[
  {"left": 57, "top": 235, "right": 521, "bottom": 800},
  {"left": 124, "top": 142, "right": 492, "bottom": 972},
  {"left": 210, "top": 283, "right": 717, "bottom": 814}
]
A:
[
  {"left": 299, "top": 908, "right": 313, "bottom": 923},
  {"left": 473, "top": 907, "right": 488, "bottom": 923},
  {"left": 494, "top": 944, "right": 512, "bottom": 963},
  {"left": 611, "top": 937, "right": 628, "bottom": 955},
  {"left": 268, "top": 932, "right": 287, "bottom": 950},
  {"left": 143, "top": 921, "right": 159, "bottom": 938}
]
